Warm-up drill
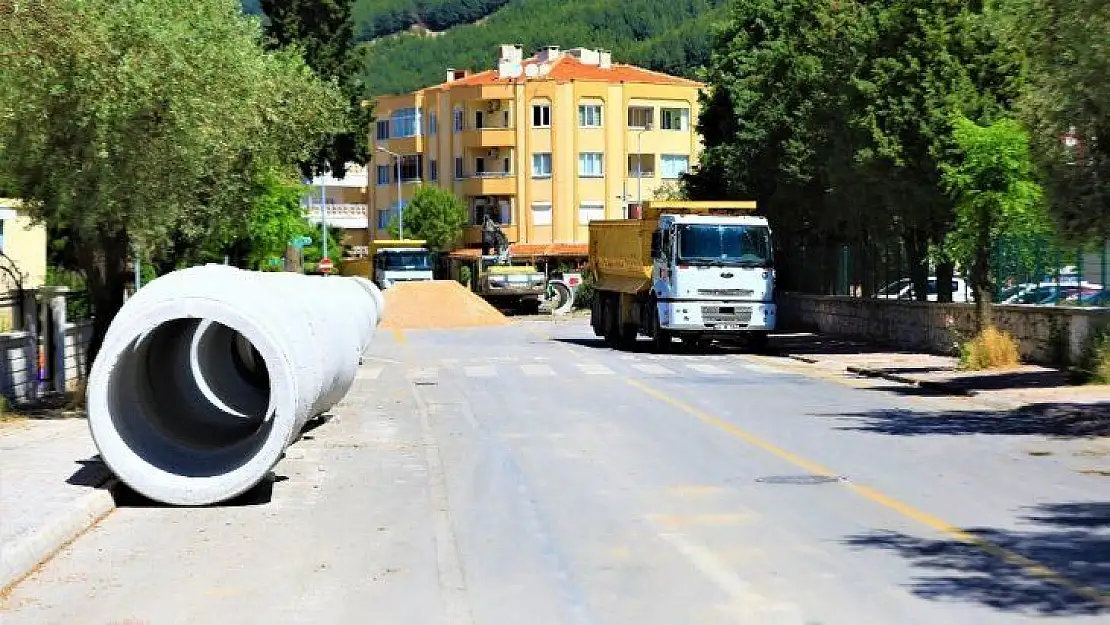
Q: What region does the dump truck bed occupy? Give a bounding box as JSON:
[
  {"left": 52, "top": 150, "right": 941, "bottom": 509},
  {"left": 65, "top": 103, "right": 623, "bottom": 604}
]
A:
[
  {"left": 588, "top": 219, "right": 656, "bottom": 295},
  {"left": 588, "top": 201, "right": 760, "bottom": 295}
]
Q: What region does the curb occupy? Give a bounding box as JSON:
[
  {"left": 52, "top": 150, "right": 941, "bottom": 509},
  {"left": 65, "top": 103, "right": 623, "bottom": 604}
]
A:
[
  {"left": 785, "top": 354, "right": 820, "bottom": 364},
  {"left": 0, "top": 477, "right": 118, "bottom": 594},
  {"left": 845, "top": 365, "right": 978, "bottom": 397}
]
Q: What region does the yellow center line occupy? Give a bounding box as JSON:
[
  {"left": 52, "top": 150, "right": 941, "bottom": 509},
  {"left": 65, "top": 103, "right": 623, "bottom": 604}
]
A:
[
  {"left": 391, "top": 328, "right": 407, "bottom": 344},
  {"left": 624, "top": 376, "right": 1110, "bottom": 609}
]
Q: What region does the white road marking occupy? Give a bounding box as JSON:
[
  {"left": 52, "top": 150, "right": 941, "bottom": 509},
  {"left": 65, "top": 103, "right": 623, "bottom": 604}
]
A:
[
  {"left": 576, "top": 363, "right": 614, "bottom": 375},
  {"left": 738, "top": 362, "right": 785, "bottom": 375},
  {"left": 406, "top": 367, "right": 438, "bottom": 380},
  {"left": 686, "top": 363, "right": 729, "bottom": 375},
  {"left": 463, "top": 365, "right": 497, "bottom": 378},
  {"left": 356, "top": 367, "right": 383, "bottom": 380},
  {"left": 632, "top": 363, "right": 673, "bottom": 376},
  {"left": 520, "top": 363, "right": 555, "bottom": 376}
]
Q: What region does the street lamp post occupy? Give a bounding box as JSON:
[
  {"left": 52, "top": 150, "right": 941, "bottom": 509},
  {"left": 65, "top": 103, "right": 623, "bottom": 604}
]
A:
[{"left": 377, "top": 146, "right": 403, "bottom": 238}]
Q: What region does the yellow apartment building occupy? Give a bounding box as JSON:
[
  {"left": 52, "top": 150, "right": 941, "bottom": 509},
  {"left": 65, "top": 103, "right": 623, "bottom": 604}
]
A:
[{"left": 368, "top": 44, "right": 704, "bottom": 254}]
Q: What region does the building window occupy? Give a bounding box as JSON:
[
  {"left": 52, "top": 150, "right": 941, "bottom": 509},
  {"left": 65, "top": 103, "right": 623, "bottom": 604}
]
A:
[
  {"left": 579, "top": 104, "right": 602, "bottom": 127},
  {"left": 376, "top": 165, "right": 390, "bottom": 185},
  {"left": 661, "top": 107, "right": 690, "bottom": 131},
  {"left": 377, "top": 209, "right": 391, "bottom": 230},
  {"left": 454, "top": 157, "right": 464, "bottom": 179},
  {"left": 390, "top": 108, "right": 421, "bottom": 138},
  {"left": 0, "top": 220, "right": 5, "bottom": 252},
  {"left": 429, "top": 160, "right": 438, "bottom": 181},
  {"left": 453, "top": 108, "right": 463, "bottom": 132},
  {"left": 375, "top": 120, "right": 390, "bottom": 141},
  {"left": 532, "top": 152, "right": 552, "bottom": 177},
  {"left": 628, "top": 106, "right": 654, "bottom": 129},
  {"left": 579, "top": 202, "right": 605, "bottom": 224},
  {"left": 429, "top": 113, "right": 437, "bottom": 136},
  {"left": 473, "top": 201, "right": 511, "bottom": 226},
  {"left": 398, "top": 154, "right": 423, "bottom": 182},
  {"left": 628, "top": 154, "right": 655, "bottom": 178},
  {"left": 531, "top": 202, "right": 552, "bottom": 226},
  {"left": 660, "top": 154, "right": 690, "bottom": 179},
  {"left": 578, "top": 152, "right": 604, "bottom": 177},
  {"left": 532, "top": 103, "right": 551, "bottom": 128}
]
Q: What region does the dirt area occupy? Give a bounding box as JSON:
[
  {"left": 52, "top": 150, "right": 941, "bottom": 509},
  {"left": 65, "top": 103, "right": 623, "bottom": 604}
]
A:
[{"left": 380, "top": 280, "right": 509, "bottom": 330}]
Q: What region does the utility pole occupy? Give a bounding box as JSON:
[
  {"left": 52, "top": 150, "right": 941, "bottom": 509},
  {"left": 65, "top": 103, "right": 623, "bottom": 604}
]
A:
[
  {"left": 320, "top": 177, "right": 328, "bottom": 262},
  {"left": 377, "top": 146, "right": 403, "bottom": 238}
]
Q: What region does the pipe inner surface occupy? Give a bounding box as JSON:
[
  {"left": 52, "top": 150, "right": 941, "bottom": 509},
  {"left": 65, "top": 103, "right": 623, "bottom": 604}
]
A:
[{"left": 106, "top": 317, "right": 277, "bottom": 478}]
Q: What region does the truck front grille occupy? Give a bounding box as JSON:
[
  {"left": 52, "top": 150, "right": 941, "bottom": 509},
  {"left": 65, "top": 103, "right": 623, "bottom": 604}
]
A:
[
  {"left": 698, "top": 288, "right": 754, "bottom": 297},
  {"left": 701, "top": 305, "right": 753, "bottom": 324}
]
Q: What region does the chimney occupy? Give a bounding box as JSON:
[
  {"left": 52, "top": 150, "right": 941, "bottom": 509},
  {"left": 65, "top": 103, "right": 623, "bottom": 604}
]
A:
[
  {"left": 536, "top": 45, "right": 562, "bottom": 63},
  {"left": 566, "top": 47, "right": 600, "bottom": 65},
  {"left": 446, "top": 68, "right": 468, "bottom": 82},
  {"left": 598, "top": 49, "right": 612, "bottom": 69},
  {"left": 497, "top": 43, "right": 524, "bottom": 79}
]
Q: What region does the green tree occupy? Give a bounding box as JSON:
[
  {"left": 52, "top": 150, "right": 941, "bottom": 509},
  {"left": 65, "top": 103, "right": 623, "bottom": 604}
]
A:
[
  {"left": 942, "top": 115, "right": 1048, "bottom": 329},
  {"left": 386, "top": 185, "right": 467, "bottom": 251},
  {"left": 0, "top": 0, "right": 348, "bottom": 363},
  {"left": 999, "top": 0, "right": 1110, "bottom": 242},
  {"left": 240, "top": 169, "right": 316, "bottom": 270},
  {"left": 259, "top": 0, "right": 372, "bottom": 178}
]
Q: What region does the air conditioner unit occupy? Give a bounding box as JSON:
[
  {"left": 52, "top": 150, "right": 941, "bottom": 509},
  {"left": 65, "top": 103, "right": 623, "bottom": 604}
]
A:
[
  {"left": 487, "top": 149, "right": 500, "bottom": 159},
  {"left": 487, "top": 100, "right": 501, "bottom": 112}
]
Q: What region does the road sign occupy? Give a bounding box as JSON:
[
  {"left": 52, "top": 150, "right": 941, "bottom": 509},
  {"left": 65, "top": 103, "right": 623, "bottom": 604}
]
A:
[
  {"left": 318, "top": 257, "right": 333, "bottom": 273},
  {"left": 290, "top": 235, "right": 312, "bottom": 249}
]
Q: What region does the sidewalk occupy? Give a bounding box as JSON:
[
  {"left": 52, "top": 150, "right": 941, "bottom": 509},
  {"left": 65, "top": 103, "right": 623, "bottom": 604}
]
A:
[
  {"left": 0, "top": 414, "right": 116, "bottom": 594},
  {"left": 772, "top": 332, "right": 1110, "bottom": 413}
]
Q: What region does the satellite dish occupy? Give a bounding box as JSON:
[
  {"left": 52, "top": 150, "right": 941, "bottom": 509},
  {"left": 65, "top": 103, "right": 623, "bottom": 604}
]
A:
[{"left": 525, "top": 65, "right": 539, "bottom": 78}]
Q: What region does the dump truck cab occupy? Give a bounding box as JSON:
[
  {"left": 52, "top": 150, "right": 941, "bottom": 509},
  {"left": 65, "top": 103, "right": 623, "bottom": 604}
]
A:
[
  {"left": 370, "top": 239, "right": 435, "bottom": 289},
  {"left": 651, "top": 211, "right": 776, "bottom": 334},
  {"left": 589, "top": 201, "right": 776, "bottom": 351}
]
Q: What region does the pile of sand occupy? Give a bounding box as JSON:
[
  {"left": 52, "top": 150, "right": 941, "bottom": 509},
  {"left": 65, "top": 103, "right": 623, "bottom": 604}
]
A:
[{"left": 380, "top": 280, "right": 509, "bottom": 330}]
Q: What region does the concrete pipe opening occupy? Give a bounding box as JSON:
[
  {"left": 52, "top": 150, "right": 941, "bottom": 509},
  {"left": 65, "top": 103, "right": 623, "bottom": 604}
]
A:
[{"left": 93, "top": 314, "right": 296, "bottom": 505}]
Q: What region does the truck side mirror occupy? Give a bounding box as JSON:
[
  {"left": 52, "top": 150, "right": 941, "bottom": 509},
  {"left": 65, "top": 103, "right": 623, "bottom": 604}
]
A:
[{"left": 650, "top": 231, "right": 661, "bottom": 258}]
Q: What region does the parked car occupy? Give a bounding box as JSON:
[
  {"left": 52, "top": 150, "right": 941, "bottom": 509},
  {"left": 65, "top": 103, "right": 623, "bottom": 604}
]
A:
[{"left": 875, "top": 277, "right": 970, "bottom": 302}]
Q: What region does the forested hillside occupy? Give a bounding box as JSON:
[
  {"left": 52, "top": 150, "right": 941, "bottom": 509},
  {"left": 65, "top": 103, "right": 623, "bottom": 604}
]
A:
[{"left": 242, "top": 0, "right": 725, "bottom": 96}]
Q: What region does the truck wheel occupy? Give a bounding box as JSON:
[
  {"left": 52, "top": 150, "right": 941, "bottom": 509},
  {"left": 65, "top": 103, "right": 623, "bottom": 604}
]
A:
[
  {"left": 618, "top": 323, "right": 639, "bottom": 350},
  {"left": 649, "top": 300, "right": 671, "bottom": 352},
  {"left": 747, "top": 332, "right": 770, "bottom": 353},
  {"left": 590, "top": 296, "right": 604, "bottom": 337},
  {"left": 603, "top": 294, "right": 620, "bottom": 347}
]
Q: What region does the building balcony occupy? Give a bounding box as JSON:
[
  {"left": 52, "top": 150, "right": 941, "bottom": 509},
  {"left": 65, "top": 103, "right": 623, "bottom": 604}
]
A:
[
  {"left": 304, "top": 203, "right": 369, "bottom": 229},
  {"left": 461, "top": 127, "right": 516, "bottom": 148},
  {"left": 461, "top": 173, "right": 517, "bottom": 196}
]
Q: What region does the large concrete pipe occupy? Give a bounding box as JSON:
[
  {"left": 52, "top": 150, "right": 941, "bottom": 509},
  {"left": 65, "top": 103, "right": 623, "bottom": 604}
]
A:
[{"left": 85, "top": 264, "right": 384, "bottom": 506}]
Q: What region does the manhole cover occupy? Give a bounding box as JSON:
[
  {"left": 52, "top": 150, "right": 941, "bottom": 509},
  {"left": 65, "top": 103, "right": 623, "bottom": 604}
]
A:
[{"left": 755, "top": 475, "right": 847, "bottom": 485}]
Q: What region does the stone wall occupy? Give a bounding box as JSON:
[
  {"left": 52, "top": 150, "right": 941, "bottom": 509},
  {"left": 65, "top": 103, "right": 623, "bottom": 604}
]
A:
[
  {"left": 0, "top": 331, "right": 36, "bottom": 404},
  {"left": 63, "top": 320, "right": 93, "bottom": 390},
  {"left": 778, "top": 293, "right": 1110, "bottom": 366}
]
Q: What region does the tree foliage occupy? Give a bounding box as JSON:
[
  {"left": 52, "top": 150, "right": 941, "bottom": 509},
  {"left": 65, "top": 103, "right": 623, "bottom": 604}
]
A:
[
  {"left": 689, "top": 0, "right": 1023, "bottom": 298},
  {"left": 999, "top": 0, "right": 1110, "bottom": 242},
  {"left": 942, "top": 115, "right": 1048, "bottom": 327},
  {"left": 258, "top": 0, "right": 372, "bottom": 178},
  {"left": 0, "top": 0, "right": 348, "bottom": 362},
  {"left": 353, "top": 0, "right": 729, "bottom": 96},
  {"left": 386, "top": 185, "right": 467, "bottom": 251}
]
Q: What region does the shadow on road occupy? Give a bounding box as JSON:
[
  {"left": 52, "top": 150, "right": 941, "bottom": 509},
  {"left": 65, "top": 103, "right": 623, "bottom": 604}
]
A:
[
  {"left": 110, "top": 473, "right": 287, "bottom": 508},
  {"left": 821, "top": 402, "right": 1110, "bottom": 438},
  {"left": 844, "top": 501, "right": 1110, "bottom": 616}
]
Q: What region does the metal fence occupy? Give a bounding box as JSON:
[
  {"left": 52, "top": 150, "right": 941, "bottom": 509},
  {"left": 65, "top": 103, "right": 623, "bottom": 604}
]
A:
[{"left": 778, "top": 235, "right": 1110, "bottom": 306}]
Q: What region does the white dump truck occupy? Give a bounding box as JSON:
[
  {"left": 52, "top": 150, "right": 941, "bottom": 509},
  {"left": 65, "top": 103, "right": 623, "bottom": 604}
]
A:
[{"left": 588, "top": 201, "right": 776, "bottom": 351}]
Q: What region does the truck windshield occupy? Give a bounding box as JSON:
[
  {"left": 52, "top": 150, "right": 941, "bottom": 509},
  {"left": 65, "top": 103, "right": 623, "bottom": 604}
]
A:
[
  {"left": 382, "top": 252, "right": 432, "bottom": 270},
  {"left": 676, "top": 224, "right": 773, "bottom": 267}
]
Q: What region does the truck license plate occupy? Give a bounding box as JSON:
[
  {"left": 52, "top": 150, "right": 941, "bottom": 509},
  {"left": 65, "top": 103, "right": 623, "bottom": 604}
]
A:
[{"left": 715, "top": 324, "right": 744, "bottom": 330}]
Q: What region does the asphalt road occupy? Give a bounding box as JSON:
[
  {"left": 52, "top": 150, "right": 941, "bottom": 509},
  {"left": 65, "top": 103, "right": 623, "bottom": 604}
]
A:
[{"left": 3, "top": 318, "right": 1109, "bottom": 624}]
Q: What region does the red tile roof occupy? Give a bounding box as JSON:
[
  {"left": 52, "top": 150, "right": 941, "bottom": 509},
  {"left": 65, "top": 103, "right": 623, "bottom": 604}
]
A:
[
  {"left": 425, "top": 55, "right": 702, "bottom": 91},
  {"left": 447, "top": 243, "right": 589, "bottom": 259}
]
